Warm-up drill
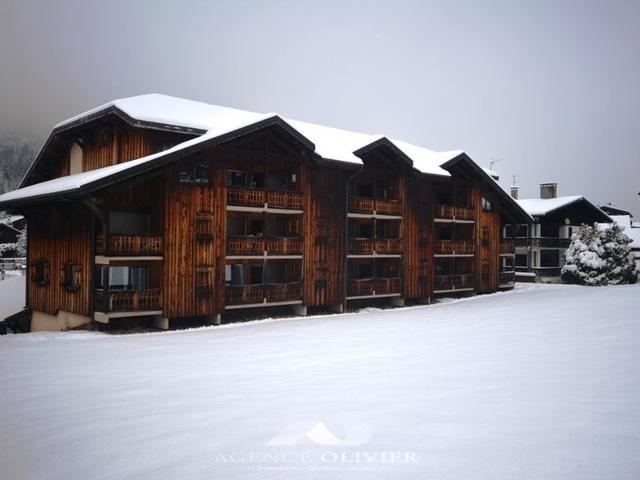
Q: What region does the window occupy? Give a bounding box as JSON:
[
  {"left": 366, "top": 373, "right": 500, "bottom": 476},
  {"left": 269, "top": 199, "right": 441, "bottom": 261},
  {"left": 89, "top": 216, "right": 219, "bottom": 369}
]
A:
[
  {"left": 31, "top": 260, "right": 50, "bottom": 286},
  {"left": 515, "top": 254, "right": 528, "bottom": 268},
  {"left": 541, "top": 223, "right": 558, "bottom": 238},
  {"left": 266, "top": 173, "right": 290, "bottom": 190},
  {"left": 179, "top": 162, "right": 209, "bottom": 184},
  {"left": 225, "top": 264, "right": 245, "bottom": 286},
  {"left": 226, "top": 170, "right": 264, "bottom": 188},
  {"left": 264, "top": 262, "right": 286, "bottom": 284},
  {"left": 481, "top": 197, "right": 493, "bottom": 210},
  {"left": 505, "top": 224, "right": 528, "bottom": 238},
  {"left": 61, "top": 263, "right": 81, "bottom": 290},
  {"left": 104, "top": 266, "right": 148, "bottom": 290},
  {"left": 109, "top": 211, "right": 150, "bottom": 235},
  {"left": 435, "top": 260, "right": 453, "bottom": 276},
  {"left": 350, "top": 221, "right": 373, "bottom": 239},
  {"left": 540, "top": 250, "right": 560, "bottom": 268}
]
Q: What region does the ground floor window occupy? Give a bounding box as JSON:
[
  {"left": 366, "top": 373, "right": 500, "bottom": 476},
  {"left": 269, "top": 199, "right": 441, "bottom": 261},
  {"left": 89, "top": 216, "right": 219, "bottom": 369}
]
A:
[
  {"left": 540, "top": 249, "right": 560, "bottom": 268},
  {"left": 515, "top": 254, "right": 528, "bottom": 268}
]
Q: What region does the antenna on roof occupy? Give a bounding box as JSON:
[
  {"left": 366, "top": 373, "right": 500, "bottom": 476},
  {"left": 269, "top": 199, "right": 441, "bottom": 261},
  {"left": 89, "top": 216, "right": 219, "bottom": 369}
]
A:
[
  {"left": 511, "top": 175, "right": 517, "bottom": 186},
  {"left": 489, "top": 158, "right": 503, "bottom": 171}
]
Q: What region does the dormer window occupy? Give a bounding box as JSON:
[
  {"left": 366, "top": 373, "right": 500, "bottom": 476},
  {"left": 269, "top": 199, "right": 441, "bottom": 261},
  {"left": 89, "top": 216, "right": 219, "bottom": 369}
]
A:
[{"left": 178, "top": 161, "right": 210, "bottom": 184}]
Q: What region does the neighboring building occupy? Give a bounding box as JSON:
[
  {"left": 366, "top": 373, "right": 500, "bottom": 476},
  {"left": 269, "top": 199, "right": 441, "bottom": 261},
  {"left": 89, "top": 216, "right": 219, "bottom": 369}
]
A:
[
  {"left": 599, "top": 205, "right": 640, "bottom": 263},
  {"left": 509, "top": 183, "right": 611, "bottom": 283},
  {"left": 0, "top": 94, "right": 531, "bottom": 331}
]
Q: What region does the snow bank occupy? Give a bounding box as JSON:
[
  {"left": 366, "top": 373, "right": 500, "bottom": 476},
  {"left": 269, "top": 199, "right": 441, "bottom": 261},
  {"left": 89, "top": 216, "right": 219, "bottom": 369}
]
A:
[{"left": 1, "top": 284, "right": 640, "bottom": 479}]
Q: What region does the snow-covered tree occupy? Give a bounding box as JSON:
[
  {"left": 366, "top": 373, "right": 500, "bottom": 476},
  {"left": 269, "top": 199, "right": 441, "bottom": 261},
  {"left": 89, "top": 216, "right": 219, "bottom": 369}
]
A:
[
  {"left": 561, "top": 223, "right": 637, "bottom": 285},
  {"left": 600, "top": 223, "right": 637, "bottom": 284}
]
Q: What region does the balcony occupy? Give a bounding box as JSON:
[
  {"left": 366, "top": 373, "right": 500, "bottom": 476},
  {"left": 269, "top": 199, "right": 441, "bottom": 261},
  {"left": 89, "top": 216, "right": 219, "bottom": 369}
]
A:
[
  {"left": 433, "top": 274, "right": 474, "bottom": 292},
  {"left": 266, "top": 190, "right": 303, "bottom": 210},
  {"left": 265, "top": 281, "right": 303, "bottom": 302},
  {"left": 499, "top": 271, "right": 516, "bottom": 286},
  {"left": 348, "top": 196, "right": 402, "bottom": 216},
  {"left": 499, "top": 241, "right": 515, "bottom": 255},
  {"left": 96, "top": 234, "right": 163, "bottom": 256},
  {"left": 226, "top": 236, "right": 303, "bottom": 256},
  {"left": 224, "top": 282, "right": 302, "bottom": 306},
  {"left": 347, "top": 277, "right": 401, "bottom": 297},
  {"left": 227, "top": 236, "right": 265, "bottom": 255},
  {"left": 434, "top": 204, "right": 475, "bottom": 221},
  {"left": 434, "top": 240, "right": 474, "bottom": 256},
  {"left": 95, "top": 288, "right": 162, "bottom": 313},
  {"left": 265, "top": 237, "right": 303, "bottom": 256},
  {"left": 348, "top": 238, "right": 402, "bottom": 255},
  {"left": 227, "top": 187, "right": 303, "bottom": 210},
  {"left": 225, "top": 284, "right": 264, "bottom": 306}
]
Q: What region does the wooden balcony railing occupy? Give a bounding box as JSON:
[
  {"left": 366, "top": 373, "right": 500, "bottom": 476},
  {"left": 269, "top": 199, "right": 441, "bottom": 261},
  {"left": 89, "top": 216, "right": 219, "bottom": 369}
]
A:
[
  {"left": 375, "top": 198, "right": 402, "bottom": 216},
  {"left": 348, "top": 239, "right": 376, "bottom": 255},
  {"left": 225, "top": 282, "right": 302, "bottom": 305},
  {"left": 265, "top": 237, "right": 303, "bottom": 255},
  {"left": 226, "top": 187, "right": 303, "bottom": 210},
  {"left": 375, "top": 239, "right": 402, "bottom": 254},
  {"left": 434, "top": 240, "right": 475, "bottom": 255},
  {"left": 434, "top": 204, "right": 475, "bottom": 220},
  {"left": 227, "top": 236, "right": 265, "bottom": 255},
  {"left": 225, "top": 285, "right": 265, "bottom": 306},
  {"left": 266, "top": 190, "right": 303, "bottom": 210},
  {"left": 348, "top": 238, "right": 402, "bottom": 255},
  {"left": 95, "top": 288, "right": 162, "bottom": 313},
  {"left": 348, "top": 196, "right": 401, "bottom": 216},
  {"left": 347, "top": 277, "right": 401, "bottom": 296},
  {"left": 500, "top": 241, "right": 515, "bottom": 254},
  {"left": 227, "top": 187, "right": 265, "bottom": 207},
  {"left": 499, "top": 271, "right": 516, "bottom": 285},
  {"left": 265, "top": 282, "right": 303, "bottom": 302},
  {"left": 433, "top": 274, "right": 475, "bottom": 291},
  {"left": 96, "top": 234, "right": 163, "bottom": 256},
  {"left": 374, "top": 277, "right": 402, "bottom": 294}
]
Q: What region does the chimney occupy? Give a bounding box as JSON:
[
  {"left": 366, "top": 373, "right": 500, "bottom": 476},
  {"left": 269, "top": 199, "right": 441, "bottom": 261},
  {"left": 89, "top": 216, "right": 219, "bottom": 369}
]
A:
[
  {"left": 510, "top": 186, "right": 519, "bottom": 199},
  {"left": 540, "top": 182, "right": 557, "bottom": 199}
]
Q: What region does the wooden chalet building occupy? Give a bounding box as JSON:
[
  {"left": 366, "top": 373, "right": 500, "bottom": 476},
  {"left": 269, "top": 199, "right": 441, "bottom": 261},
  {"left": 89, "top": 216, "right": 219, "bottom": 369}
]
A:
[
  {"left": 509, "top": 183, "right": 611, "bottom": 283},
  {"left": 0, "top": 94, "right": 531, "bottom": 331}
]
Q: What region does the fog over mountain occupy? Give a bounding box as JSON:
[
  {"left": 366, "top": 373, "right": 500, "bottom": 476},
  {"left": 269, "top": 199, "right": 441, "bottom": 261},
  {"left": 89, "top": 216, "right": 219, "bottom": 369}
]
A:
[{"left": 1, "top": 0, "right": 639, "bottom": 213}]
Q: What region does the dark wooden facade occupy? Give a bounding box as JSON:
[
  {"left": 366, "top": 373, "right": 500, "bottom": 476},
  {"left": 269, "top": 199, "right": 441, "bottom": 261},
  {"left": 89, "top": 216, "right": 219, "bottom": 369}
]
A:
[{"left": 5, "top": 113, "right": 529, "bottom": 330}]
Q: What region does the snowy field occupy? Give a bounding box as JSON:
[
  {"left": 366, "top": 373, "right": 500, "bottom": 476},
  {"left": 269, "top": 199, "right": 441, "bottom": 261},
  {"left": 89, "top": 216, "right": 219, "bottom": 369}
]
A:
[{"left": 1, "top": 284, "right": 640, "bottom": 480}]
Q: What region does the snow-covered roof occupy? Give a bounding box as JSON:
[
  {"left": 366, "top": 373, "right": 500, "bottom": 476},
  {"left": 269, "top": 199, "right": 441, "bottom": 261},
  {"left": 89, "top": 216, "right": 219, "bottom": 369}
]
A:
[
  {"left": 0, "top": 94, "right": 494, "bottom": 205},
  {"left": 517, "top": 195, "right": 585, "bottom": 216},
  {"left": 604, "top": 215, "right": 640, "bottom": 250},
  {"left": 55, "top": 94, "right": 458, "bottom": 173}
]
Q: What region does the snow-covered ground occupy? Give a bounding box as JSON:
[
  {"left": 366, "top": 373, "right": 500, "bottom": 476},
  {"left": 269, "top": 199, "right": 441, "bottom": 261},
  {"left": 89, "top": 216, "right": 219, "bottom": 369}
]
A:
[
  {"left": 0, "top": 274, "right": 25, "bottom": 320},
  {"left": 1, "top": 283, "right": 640, "bottom": 480}
]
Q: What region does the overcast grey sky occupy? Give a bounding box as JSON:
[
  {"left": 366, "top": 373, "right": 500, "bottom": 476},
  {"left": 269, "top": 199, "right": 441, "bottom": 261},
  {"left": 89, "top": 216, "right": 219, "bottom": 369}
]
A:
[{"left": 1, "top": 0, "right": 639, "bottom": 214}]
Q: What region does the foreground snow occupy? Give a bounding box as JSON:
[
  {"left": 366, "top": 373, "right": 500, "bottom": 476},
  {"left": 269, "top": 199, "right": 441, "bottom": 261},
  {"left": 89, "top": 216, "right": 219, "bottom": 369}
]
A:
[{"left": 1, "top": 284, "right": 640, "bottom": 479}]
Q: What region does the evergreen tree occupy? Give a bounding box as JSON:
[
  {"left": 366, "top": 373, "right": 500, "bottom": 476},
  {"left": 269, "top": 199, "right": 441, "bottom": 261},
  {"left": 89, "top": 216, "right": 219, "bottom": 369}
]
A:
[
  {"left": 561, "top": 223, "right": 637, "bottom": 285},
  {"left": 600, "top": 223, "right": 637, "bottom": 284}
]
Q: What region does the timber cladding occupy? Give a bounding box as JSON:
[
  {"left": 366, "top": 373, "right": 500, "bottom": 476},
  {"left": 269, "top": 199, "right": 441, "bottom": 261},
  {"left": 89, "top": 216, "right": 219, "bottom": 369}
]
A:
[
  {"left": 27, "top": 205, "right": 92, "bottom": 317},
  {"left": 16, "top": 119, "right": 526, "bottom": 327}
]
